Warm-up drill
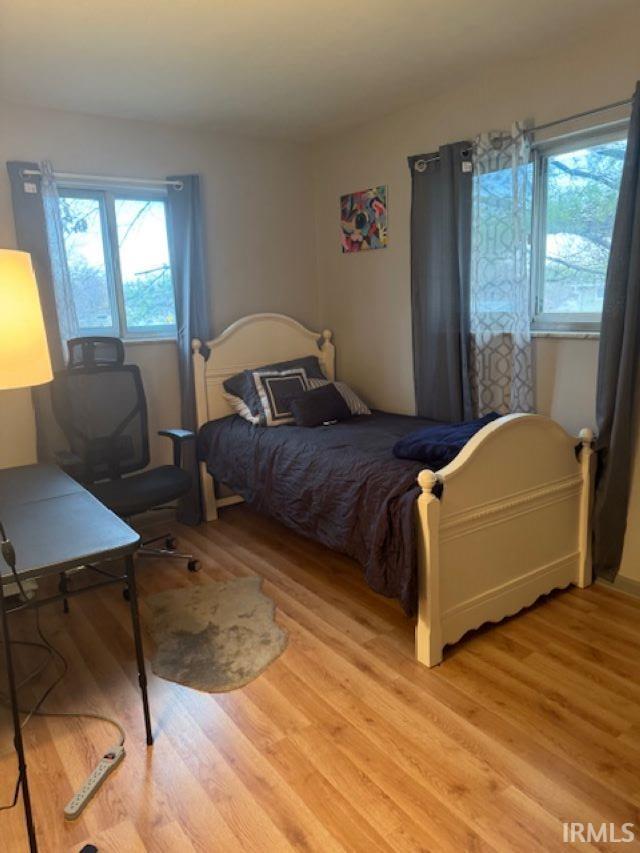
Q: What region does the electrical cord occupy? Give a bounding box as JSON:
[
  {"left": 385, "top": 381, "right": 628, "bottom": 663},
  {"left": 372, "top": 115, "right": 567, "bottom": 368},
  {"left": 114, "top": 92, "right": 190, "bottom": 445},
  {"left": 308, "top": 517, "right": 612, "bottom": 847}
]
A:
[
  {"left": 0, "top": 616, "right": 126, "bottom": 744},
  {"left": 0, "top": 613, "right": 126, "bottom": 811},
  {"left": 0, "top": 522, "right": 125, "bottom": 812}
]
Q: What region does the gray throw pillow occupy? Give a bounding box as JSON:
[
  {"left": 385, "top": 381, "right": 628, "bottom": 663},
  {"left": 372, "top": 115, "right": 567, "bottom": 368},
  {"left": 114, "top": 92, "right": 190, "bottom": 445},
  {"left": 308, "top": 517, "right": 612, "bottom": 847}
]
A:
[
  {"left": 289, "top": 383, "right": 351, "bottom": 427},
  {"left": 305, "top": 379, "right": 371, "bottom": 416}
]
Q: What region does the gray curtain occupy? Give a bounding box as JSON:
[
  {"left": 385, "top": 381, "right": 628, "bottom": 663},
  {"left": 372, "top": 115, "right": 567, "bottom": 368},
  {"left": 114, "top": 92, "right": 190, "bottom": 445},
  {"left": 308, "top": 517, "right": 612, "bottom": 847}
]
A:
[
  {"left": 166, "top": 175, "right": 212, "bottom": 525},
  {"left": 408, "top": 142, "right": 473, "bottom": 422},
  {"left": 593, "top": 82, "right": 640, "bottom": 580},
  {"left": 7, "top": 161, "right": 68, "bottom": 461}
]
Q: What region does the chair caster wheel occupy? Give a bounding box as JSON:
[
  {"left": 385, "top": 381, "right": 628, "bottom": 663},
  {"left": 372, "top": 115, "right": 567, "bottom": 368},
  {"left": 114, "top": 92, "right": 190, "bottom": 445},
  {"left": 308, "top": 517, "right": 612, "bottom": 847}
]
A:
[
  {"left": 188, "top": 560, "right": 200, "bottom": 573},
  {"left": 165, "top": 536, "right": 177, "bottom": 550},
  {"left": 123, "top": 587, "right": 131, "bottom": 602}
]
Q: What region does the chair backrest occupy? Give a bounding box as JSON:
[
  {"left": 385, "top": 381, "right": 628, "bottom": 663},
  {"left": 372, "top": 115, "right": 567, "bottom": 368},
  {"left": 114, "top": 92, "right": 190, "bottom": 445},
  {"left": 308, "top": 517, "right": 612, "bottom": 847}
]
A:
[
  {"left": 51, "top": 337, "right": 150, "bottom": 483},
  {"left": 67, "top": 336, "right": 126, "bottom": 370}
]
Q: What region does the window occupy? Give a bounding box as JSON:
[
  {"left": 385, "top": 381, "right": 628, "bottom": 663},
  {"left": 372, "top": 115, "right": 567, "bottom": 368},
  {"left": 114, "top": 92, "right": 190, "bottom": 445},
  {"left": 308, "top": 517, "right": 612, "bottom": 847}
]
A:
[
  {"left": 531, "top": 128, "right": 627, "bottom": 332},
  {"left": 59, "top": 188, "right": 177, "bottom": 339},
  {"left": 472, "top": 158, "right": 533, "bottom": 317}
]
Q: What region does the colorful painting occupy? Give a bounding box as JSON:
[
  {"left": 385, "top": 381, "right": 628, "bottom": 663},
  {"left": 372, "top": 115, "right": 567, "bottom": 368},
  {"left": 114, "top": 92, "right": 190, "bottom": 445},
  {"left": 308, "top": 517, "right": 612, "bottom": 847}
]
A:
[{"left": 340, "top": 185, "right": 388, "bottom": 253}]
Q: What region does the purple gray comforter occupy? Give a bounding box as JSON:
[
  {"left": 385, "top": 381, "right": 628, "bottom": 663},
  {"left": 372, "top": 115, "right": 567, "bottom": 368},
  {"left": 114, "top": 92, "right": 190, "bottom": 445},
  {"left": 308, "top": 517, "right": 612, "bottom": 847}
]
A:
[{"left": 198, "top": 412, "right": 437, "bottom": 615}]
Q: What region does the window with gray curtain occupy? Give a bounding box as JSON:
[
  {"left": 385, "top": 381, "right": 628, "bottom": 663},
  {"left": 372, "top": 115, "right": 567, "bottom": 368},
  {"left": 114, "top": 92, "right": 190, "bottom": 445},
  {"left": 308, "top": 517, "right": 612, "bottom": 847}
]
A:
[{"left": 7, "top": 162, "right": 212, "bottom": 525}]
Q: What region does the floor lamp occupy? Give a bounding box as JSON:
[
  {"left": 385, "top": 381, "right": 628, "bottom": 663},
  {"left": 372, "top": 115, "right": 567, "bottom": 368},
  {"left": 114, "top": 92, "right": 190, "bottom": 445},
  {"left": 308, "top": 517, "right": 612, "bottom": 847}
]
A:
[
  {"left": 0, "top": 249, "right": 52, "bottom": 392},
  {"left": 0, "top": 248, "right": 52, "bottom": 853}
]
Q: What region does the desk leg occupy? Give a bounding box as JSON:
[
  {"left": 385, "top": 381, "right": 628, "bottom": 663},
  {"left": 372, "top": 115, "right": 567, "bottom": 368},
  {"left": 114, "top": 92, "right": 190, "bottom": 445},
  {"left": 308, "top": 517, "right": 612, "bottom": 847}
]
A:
[
  {"left": 58, "top": 572, "right": 69, "bottom": 614},
  {"left": 0, "top": 591, "right": 38, "bottom": 852},
  {"left": 124, "top": 556, "right": 153, "bottom": 746}
]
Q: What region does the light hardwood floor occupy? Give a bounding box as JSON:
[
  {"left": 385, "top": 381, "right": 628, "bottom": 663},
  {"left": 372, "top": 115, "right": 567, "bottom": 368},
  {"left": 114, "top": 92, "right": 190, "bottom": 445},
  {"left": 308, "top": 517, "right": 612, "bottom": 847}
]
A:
[{"left": 1, "top": 505, "right": 640, "bottom": 852}]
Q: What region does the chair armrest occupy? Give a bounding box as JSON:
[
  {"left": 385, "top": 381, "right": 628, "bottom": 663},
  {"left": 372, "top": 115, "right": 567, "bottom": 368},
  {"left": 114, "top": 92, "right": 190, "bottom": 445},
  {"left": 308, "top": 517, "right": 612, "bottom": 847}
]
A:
[
  {"left": 158, "top": 429, "right": 196, "bottom": 467},
  {"left": 55, "top": 450, "right": 85, "bottom": 480}
]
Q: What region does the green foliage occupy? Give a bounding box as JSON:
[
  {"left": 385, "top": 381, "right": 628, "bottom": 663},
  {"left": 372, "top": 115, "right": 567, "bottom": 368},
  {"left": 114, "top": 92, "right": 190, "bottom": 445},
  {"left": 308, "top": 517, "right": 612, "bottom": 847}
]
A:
[
  {"left": 66, "top": 257, "right": 112, "bottom": 329},
  {"left": 123, "top": 266, "right": 176, "bottom": 328},
  {"left": 472, "top": 139, "right": 626, "bottom": 315},
  {"left": 543, "top": 141, "right": 625, "bottom": 312},
  {"left": 60, "top": 193, "right": 176, "bottom": 333}
]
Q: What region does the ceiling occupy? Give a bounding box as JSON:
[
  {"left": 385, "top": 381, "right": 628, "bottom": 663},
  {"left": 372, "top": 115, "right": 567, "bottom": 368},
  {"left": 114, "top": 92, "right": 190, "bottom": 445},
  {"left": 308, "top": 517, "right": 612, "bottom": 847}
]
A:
[{"left": 0, "top": 0, "right": 635, "bottom": 140}]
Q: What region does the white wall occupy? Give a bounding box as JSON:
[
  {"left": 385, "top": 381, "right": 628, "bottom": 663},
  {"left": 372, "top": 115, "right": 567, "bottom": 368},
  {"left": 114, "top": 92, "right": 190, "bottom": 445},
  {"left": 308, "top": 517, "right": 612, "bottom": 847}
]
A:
[
  {"left": 0, "top": 100, "right": 316, "bottom": 468},
  {"left": 2, "top": 11, "right": 639, "bottom": 583},
  {"left": 311, "top": 9, "right": 640, "bottom": 581}
]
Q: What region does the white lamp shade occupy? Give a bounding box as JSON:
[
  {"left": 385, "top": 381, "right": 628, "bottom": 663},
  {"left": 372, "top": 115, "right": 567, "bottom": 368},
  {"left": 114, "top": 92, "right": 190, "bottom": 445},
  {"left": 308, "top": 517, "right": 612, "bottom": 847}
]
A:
[{"left": 0, "top": 249, "right": 53, "bottom": 390}]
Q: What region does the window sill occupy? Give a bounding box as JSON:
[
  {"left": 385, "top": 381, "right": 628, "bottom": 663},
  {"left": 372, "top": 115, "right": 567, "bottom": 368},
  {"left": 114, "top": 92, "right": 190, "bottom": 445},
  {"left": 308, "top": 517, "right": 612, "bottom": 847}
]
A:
[
  {"left": 532, "top": 330, "right": 600, "bottom": 341},
  {"left": 123, "top": 337, "right": 177, "bottom": 346}
]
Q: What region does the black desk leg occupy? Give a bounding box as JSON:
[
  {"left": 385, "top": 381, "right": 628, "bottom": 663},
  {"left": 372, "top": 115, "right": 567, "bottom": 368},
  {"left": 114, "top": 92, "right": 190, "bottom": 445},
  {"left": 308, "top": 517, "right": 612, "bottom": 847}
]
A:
[
  {"left": 0, "top": 591, "right": 38, "bottom": 853},
  {"left": 124, "top": 556, "right": 153, "bottom": 746},
  {"left": 58, "top": 572, "right": 69, "bottom": 614}
]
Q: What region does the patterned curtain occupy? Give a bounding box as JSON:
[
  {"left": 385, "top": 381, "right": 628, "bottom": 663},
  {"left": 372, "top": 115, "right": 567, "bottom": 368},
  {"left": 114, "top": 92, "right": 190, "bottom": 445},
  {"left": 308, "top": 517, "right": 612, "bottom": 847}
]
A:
[
  {"left": 469, "top": 123, "right": 534, "bottom": 415},
  {"left": 41, "top": 160, "right": 79, "bottom": 355},
  {"left": 7, "top": 160, "right": 72, "bottom": 461}
]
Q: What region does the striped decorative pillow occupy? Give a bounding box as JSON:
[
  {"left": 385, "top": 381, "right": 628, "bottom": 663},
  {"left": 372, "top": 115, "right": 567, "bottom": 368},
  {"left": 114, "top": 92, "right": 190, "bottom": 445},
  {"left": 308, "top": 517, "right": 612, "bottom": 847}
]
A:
[
  {"left": 306, "top": 379, "right": 371, "bottom": 416},
  {"left": 223, "top": 391, "right": 261, "bottom": 424}
]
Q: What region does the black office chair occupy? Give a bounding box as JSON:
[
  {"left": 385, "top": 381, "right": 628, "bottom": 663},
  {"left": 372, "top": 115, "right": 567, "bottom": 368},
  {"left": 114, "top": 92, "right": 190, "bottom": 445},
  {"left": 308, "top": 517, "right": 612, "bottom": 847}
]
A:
[{"left": 51, "top": 337, "right": 199, "bottom": 584}]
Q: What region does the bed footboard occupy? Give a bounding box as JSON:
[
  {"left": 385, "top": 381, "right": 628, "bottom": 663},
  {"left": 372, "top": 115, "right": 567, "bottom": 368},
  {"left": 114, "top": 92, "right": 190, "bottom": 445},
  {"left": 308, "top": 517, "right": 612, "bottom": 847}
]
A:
[{"left": 415, "top": 414, "right": 595, "bottom": 667}]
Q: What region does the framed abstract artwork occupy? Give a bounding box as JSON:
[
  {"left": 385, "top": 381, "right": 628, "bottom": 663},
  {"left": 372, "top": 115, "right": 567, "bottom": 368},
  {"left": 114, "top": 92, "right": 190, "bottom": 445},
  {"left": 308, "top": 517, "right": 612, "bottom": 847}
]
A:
[{"left": 340, "top": 185, "right": 388, "bottom": 253}]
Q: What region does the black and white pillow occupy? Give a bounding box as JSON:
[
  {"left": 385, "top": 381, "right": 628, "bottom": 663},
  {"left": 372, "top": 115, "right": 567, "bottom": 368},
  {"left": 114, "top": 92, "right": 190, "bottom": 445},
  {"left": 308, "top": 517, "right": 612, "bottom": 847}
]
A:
[
  {"left": 252, "top": 368, "right": 309, "bottom": 426},
  {"left": 306, "top": 379, "right": 371, "bottom": 416},
  {"left": 223, "top": 356, "right": 326, "bottom": 424}
]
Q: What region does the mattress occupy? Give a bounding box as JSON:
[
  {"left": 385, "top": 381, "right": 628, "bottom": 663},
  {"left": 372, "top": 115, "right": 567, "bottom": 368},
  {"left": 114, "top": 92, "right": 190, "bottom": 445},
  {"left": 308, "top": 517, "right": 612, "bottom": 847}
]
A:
[{"left": 198, "top": 411, "right": 441, "bottom": 615}]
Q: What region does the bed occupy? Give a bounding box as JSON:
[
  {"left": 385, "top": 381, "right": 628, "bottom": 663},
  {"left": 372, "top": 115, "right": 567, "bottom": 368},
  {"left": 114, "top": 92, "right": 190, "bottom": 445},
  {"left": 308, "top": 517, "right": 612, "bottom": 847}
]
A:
[{"left": 192, "top": 313, "right": 595, "bottom": 666}]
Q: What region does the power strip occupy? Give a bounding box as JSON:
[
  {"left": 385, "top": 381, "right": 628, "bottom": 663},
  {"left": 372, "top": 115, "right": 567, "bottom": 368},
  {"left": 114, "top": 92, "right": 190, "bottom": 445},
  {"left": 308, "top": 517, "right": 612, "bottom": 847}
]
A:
[
  {"left": 2, "top": 578, "right": 38, "bottom": 599},
  {"left": 64, "top": 744, "right": 125, "bottom": 821}
]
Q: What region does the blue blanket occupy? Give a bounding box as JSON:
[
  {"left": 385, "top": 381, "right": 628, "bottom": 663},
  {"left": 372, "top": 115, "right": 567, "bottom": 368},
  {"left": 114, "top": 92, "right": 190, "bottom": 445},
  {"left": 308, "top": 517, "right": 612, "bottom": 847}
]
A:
[{"left": 392, "top": 412, "right": 501, "bottom": 468}]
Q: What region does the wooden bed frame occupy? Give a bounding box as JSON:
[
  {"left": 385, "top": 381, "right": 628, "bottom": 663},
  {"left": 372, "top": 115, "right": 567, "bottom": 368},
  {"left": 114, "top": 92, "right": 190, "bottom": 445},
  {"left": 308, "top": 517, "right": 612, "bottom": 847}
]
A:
[{"left": 193, "top": 313, "right": 595, "bottom": 667}]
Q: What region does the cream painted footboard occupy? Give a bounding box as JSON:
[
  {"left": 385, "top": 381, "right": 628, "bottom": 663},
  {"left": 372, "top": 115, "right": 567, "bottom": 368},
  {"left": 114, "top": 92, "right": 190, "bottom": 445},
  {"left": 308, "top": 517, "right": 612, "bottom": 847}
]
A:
[{"left": 415, "top": 414, "right": 595, "bottom": 667}]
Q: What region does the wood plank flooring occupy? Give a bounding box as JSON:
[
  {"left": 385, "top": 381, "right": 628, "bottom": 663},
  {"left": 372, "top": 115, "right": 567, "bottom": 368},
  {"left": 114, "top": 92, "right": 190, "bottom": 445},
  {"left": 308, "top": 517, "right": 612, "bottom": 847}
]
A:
[{"left": 1, "top": 504, "right": 640, "bottom": 852}]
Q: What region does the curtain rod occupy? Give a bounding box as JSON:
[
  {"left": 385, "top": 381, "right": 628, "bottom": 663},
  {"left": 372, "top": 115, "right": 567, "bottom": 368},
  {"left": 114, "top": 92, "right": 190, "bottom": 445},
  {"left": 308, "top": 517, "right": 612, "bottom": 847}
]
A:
[
  {"left": 412, "top": 95, "right": 633, "bottom": 170},
  {"left": 20, "top": 169, "right": 183, "bottom": 190},
  {"left": 530, "top": 96, "right": 632, "bottom": 134},
  {"left": 413, "top": 148, "right": 471, "bottom": 170}
]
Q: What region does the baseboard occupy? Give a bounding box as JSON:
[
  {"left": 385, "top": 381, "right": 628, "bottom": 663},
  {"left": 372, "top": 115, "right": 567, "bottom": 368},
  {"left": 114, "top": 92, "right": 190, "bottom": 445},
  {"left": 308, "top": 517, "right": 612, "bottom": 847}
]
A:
[
  {"left": 2, "top": 578, "right": 38, "bottom": 599},
  {"left": 134, "top": 506, "right": 177, "bottom": 527},
  {"left": 596, "top": 575, "right": 640, "bottom": 600},
  {"left": 217, "top": 495, "right": 244, "bottom": 509}
]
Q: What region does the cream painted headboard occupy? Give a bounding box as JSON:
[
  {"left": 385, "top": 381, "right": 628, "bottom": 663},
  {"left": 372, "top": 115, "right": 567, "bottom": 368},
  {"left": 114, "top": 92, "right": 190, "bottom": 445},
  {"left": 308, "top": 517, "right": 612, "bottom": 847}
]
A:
[
  {"left": 192, "top": 312, "right": 335, "bottom": 428},
  {"left": 192, "top": 313, "right": 335, "bottom": 519}
]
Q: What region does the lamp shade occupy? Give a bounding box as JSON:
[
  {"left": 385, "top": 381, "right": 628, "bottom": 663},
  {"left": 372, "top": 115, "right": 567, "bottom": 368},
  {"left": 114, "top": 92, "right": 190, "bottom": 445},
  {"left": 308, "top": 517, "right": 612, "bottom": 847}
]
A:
[{"left": 0, "top": 250, "right": 53, "bottom": 390}]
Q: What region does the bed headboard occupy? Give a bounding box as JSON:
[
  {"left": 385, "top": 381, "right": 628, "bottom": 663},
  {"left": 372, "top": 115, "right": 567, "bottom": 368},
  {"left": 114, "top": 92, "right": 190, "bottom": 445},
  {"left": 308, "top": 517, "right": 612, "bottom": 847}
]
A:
[{"left": 192, "top": 312, "right": 335, "bottom": 429}]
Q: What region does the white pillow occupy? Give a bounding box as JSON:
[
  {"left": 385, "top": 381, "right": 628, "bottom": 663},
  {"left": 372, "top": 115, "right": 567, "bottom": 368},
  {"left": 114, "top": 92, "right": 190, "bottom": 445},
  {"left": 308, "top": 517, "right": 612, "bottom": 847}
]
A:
[
  {"left": 223, "top": 391, "right": 260, "bottom": 424},
  {"left": 306, "top": 379, "right": 371, "bottom": 416}
]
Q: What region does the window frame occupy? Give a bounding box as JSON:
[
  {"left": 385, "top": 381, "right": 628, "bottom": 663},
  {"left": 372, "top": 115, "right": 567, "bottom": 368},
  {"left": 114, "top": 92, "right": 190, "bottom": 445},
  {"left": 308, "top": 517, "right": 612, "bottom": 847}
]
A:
[
  {"left": 530, "top": 123, "right": 628, "bottom": 334},
  {"left": 58, "top": 184, "right": 178, "bottom": 341}
]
